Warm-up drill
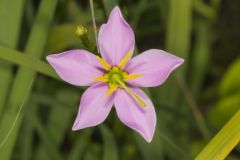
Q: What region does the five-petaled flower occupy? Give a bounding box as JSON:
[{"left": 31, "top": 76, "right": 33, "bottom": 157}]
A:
[{"left": 47, "top": 6, "right": 184, "bottom": 142}]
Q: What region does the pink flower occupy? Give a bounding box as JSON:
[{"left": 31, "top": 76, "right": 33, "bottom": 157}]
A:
[{"left": 46, "top": 6, "right": 183, "bottom": 142}]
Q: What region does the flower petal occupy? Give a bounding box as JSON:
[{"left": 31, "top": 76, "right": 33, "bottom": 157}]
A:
[
  {"left": 47, "top": 50, "right": 103, "bottom": 86},
  {"left": 114, "top": 87, "right": 156, "bottom": 142},
  {"left": 72, "top": 83, "right": 114, "bottom": 130},
  {"left": 98, "top": 6, "right": 135, "bottom": 66},
  {"left": 126, "top": 49, "right": 184, "bottom": 87}
]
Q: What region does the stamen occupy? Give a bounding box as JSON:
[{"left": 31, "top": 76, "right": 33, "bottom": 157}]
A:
[
  {"left": 96, "top": 56, "right": 111, "bottom": 70},
  {"left": 106, "top": 84, "right": 118, "bottom": 96},
  {"left": 92, "top": 64, "right": 145, "bottom": 107},
  {"left": 93, "top": 75, "right": 108, "bottom": 82},
  {"left": 119, "top": 50, "right": 132, "bottom": 69},
  {"left": 124, "top": 74, "right": 143, "bottom": 81},
  {"left": 116, "top": 80, "right": 146, "bottom": 108}
]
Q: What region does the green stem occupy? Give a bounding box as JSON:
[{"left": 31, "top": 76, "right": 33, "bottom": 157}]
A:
[{"left": 195, "top": 110, "right": 240, "bottom": 160}]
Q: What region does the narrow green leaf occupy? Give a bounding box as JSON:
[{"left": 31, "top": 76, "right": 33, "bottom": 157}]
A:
[
  {"left": 196, "top": 110, "right": 240, "bottom": 160},
  {"left": 0, "top": 0, "right": 25, "bottom": 118},
  {"left": 0, "top": 45, "right": 59, "bottom": 80},
  {"left": 0, "top": 0, "right": 25, "bottom": 47}
]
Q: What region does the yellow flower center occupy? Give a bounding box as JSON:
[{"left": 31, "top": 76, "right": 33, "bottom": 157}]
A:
[
  {"left": 107, "top": 66, "right": 126, "bottom": 85},
  {"left": 93, "top": 51, "right": 146, "bottom": 108}
]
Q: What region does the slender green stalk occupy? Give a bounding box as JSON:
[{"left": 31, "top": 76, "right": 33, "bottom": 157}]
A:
[
  {"left": 0, "top": 0, "right": 58, "bottom": 159},
  {"left": 0, "top": 45, "right": 59, "bottom": 80},
  {"left": 195, "top": 110, "right": 240, "bottom": 160},
  {"left": 89, "top": 0, "right": 100, "bottom": 53}
]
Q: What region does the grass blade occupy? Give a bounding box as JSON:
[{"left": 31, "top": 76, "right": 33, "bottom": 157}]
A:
[
  {"left": 195, "top": 110, "right": 240, "bottom": 160},
  {"left": 0, "top": 0, "right": 25, "bottom": 118},
  {"left": 0, "top": 45, "right": 59, "bottom": 80}
]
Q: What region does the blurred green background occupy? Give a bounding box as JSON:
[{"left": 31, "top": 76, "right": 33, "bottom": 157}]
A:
[{"left": 0, "top": 0, "right": 239, "bottom": 159}]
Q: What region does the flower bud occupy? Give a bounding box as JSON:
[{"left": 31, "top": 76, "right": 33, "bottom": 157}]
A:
[{"left": 75, "top": 25, "right": 87, "bottom": 37}]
